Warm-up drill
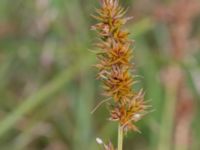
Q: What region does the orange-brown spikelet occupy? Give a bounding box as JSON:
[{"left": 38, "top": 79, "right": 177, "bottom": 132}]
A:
[
  {"left": 104, "top": 141, "right": 116, "bottom": 150},
  {"left": 96, "top": 138, "right": 116, "bottom": 150},
  {"left": 110, "top": 90, "right": 149, "bottom": 133},
  {"left": 92, "top": 0, "right": 149, "bottom": 133}
]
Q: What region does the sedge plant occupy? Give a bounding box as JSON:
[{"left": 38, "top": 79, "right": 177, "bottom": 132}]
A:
[{"left": 91, "top": 0, "right": 150, "bottom": 149}]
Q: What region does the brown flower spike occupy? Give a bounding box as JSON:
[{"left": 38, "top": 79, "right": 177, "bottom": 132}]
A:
[{"left": 92, "top": 0, "right": 149, "bottom": 148}]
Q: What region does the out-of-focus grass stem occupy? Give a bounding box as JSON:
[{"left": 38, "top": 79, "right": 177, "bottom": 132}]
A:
[
  {"left": 157, "top": 66, "right": 179, "bottom": 150},
  {"left": 0, "top": 55, "right": 94, "bottom": 138}
]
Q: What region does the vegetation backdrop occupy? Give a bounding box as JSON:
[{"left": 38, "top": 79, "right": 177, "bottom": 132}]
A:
[{"left": 0, "top": 0, "right": 200, "bottom": 150}]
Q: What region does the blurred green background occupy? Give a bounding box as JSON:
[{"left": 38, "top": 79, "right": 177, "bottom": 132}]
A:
[{"left": 0, "top": 0, "right": 200, "bottom": 150}]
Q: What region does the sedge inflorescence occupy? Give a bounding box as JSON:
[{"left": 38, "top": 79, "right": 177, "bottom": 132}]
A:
[{"left": 92, "top": 0, "right": 149, "bottom": 133}]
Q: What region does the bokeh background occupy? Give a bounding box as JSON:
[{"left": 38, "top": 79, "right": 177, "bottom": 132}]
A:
[{"left": 0, "top": 0, "right": 200, "bottom": 150}]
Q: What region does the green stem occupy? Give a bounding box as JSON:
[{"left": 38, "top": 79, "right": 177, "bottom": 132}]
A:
[{"left": 118, "top": 124, "right": 123, "bottom": 150}]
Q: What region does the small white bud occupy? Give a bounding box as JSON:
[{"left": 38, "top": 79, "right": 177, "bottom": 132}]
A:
[
  {"left": 133, "top": 113, "right": 141, "bottom": 121},
  {"left": 96, "top": 137, "right": 103, "bottom": 145}
]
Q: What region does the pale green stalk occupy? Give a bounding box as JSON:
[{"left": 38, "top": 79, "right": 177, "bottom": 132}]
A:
[{"left": 118, "top": 125, "right": 123, "bottom": 150}]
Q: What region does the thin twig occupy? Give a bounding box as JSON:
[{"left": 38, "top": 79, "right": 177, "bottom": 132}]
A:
[{"left": 91, "top": 97, "right": 111, "bottom": 114}]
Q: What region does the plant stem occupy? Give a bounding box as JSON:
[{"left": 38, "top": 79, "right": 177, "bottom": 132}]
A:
[{"left": 118, "top": 124, "right": 123, "bottom": 150}]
